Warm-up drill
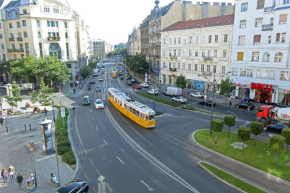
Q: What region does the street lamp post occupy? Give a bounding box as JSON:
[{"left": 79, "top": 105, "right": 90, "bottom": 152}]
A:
[
  {"left": 199, "top": 71, "right": 231, "bottom": 136},
  {"left": 52, "top": 101, "right": 55, "bottom": 123}
]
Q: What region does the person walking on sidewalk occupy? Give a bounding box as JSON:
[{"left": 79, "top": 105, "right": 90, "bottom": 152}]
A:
[
  {"left": 44, "top": 108, "right": 48, "bottom": 116},
  {"left": 16, "top": 173, "right": 23, "bottom": 189},
  {"left": 1, "top": 168, "right": 8, "bottom": 185},
  {"left": 8, "top": 164, "right": 15, "bottom": 182}
]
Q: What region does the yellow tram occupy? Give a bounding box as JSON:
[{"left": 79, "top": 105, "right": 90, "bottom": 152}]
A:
[{"left": 108, "top": 88, "right": 156, "bottom": 129}]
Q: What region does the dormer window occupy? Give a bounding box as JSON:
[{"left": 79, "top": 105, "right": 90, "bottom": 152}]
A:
[
  {"left": 23, "top": 9, "right": 27, "bottom": 14},
  {"left": 44, "top": 7, "right": 50, "bottom": 12}
]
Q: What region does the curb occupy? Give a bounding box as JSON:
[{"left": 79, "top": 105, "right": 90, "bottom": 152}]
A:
[
  {"left": 192, "top": 129, "right": 290, "bottom": 190},
  {"left": 198, "top": 161, "right": 246, "bottom": 193}
]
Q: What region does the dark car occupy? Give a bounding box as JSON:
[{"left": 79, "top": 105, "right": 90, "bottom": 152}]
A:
[
  {"left": 134, "top": 84, "right": 141, "bottom": 89},
  {"left": 263, "top": 123, "right": 287, "bottom": 131},
  {"left": 235, "top": 102, "right": 255, "bottom": 111},
  {"left": 126, "top": 75, "right": 132, "bottom": 80},
  {"left": 127, "top": 80, "right": 132, "bottom": 85},
  {"left": 199, "top": 100, "right": 216, "bottom": 106},
  {"left": 90, "top": 79, "right": 95, "bottom": 84},
  {"left": 83, "top": 96, "right": 90, "bottom": 106},
  {"left": 120, "top": 76, "right": 124, "bottom": 80},
  {"left": 95, "top": 85, "right": 101, "bottom": 92},
  {"left": 55, "top": 180, "right": 89, "bottom": 193}
]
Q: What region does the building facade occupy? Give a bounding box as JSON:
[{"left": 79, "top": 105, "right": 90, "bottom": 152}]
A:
[
  {"left": 92, "top": 39, "right": 106, "bottom": 59},
  {"left": 161, "top": 14, "right": 234, "bottom": 89},
  {"left": 230, "top": 0, "right": 290, "bottom": 106}
]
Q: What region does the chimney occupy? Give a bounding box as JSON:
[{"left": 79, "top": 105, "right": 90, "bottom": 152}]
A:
[
  {"left": 221, "top": 2, "right": 226, "bottom": 16},
  {"left": 182, "top": 1, "right": 186, "bottom": 21}
]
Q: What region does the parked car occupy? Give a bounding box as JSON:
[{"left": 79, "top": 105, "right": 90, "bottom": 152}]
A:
[
  {"left": 95, "top": 85, "right": 101, "bottom": 92},
  {"left": 164, "top": 86, "right": 182, "bottom": 96},
  {"left": 95, "top": 99, "right": 104, "bottom": 109},
  {"left": 90, "top": 79, "right": 95, "bottom": 84},
  {"left": 199, "top": 100, "right": 216, "bottom": 106},
  {"left": 190, "top": 92, "right": 204, "bottom": 98},
  {"left": 99, "top": 76, "right": 104, "bottom": 82},
  {"left": 263, "top": 123, "right": 287, "bottom": 131},
  {"left": 82, "top": 96, "right": 90, "bottom": 106},
  {"left": 55, "top": 180, "right": 89, "bottom": 193},
  {"left": 127, "top": 80, "right": 132, "bottom": 85},
  {"left": 171, "top": 96, "right": 187, "bottom": 103},
  {"left": 134, "top": 84, "right": 142, "bottom": 90},
  {"left": 140, "top": 82, "right": 149, "bottom": 88},
  {"left": 147, "top": 89, "right": 159, "bottom": 95},
  {"left": 131, "top": 78, "right": 136, "bottom": 83},
  {"left": 235, "top": 102, "right": 255, "bottom": 111}
]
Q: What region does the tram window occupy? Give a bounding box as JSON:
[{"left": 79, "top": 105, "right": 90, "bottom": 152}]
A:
[
  {"left": 130, "top": 107, "right": 133, "bottom": 112},
  {"left": 146, "top": 116, "right": 149, "bottom": 120},
  {"left": 136, "top": 110, "right": 139, "bottom": 116},
  {"left": 149, "top": 115, "right": 155, "bottom": 120},
  {"left": 124, "top": 104, "right": 127, "bottom": 109}
]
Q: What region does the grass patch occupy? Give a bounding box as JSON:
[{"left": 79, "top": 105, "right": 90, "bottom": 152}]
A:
[
  {"left": 201, "top": 162, "right": 266, "bottom": 193},
  {"left": 181, "top": 106, "right": 223, "bottom": 116},
  {"left": 155, "top": 112, "right": 164, "bottom": 116},
  {"left": 135, "top": 92, "right": 182, "bottom": 107},
  {"left": 55, "top": 107, "right": 76, "bottom": 168},
  {"left": 195, "top": 130, "right": 290, "bottom": 182}
]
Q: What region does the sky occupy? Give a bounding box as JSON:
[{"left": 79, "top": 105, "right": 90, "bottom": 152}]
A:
[{"left": 68, "top": 0, "right": 235, "bottom": 45}]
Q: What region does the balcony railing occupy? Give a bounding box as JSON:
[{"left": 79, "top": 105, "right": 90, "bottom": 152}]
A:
[
  {"left": 17, "top": 37, "right": 23, "bottom": 41},
  {"left": 47, "top": 37, "right": 61, "bottom": 41},
  {"left": 202, "top": 72, "right": 212, "bottom": 76},
  {"left": 8, "top": 48, "right": 24, "bottom": 52},
  {"left": 169, "top": 68, "right": 177, "bottom": 72},
  {"left": 9, "top": 38, "right": 15, "bottom": 41},
  {"left": 264, "top": 6, "right": 275, "bottom": 12},
  {"left": 203, "top": 56, "right": 213, "bottom": 61},
  {"left": 262, "top": 24, "right": 273, "bottom": 31},
  {"left": 169, "top": 54, "right": 177, "bottom": 60}
]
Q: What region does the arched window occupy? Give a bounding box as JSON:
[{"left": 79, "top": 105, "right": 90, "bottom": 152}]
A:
[
  {"left": 275, "top": 52, "right": 283, "bottom": 62},
  {"left": 263, "top": 52, "right": 270, "bottom": 62}
]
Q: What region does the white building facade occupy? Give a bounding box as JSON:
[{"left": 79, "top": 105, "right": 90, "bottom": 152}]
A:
[
  {"left": 230, "top": 0, "right": 290, "bottom": 106},
  {"left": 160, "top": 14, "right": 234, "bottom": 90},
  {"left": 92, "top": 39, "right": 105, "bottom": 59}
]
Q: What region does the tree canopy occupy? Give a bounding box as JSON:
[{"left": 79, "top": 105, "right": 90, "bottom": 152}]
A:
[
  {"left": 219, "top": 78, "right": 235, "bottom": 96},
  {"left": 126, "top": 54, "right": 148, "bottom": 74},
  {"left": 108, "top": 46, "right": 127, "bottom": 57},
  {"left": 176, "top": 75, "right": 187, "bottom": 90}
]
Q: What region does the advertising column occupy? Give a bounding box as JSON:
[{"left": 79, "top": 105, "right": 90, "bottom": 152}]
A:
[{"left": 39, "top": 118, "right": 55, "bottom": 155}]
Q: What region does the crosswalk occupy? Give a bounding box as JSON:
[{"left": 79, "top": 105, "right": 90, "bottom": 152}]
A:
[{"left": 80, "top": 89, "right": 107, "bottom": 94}]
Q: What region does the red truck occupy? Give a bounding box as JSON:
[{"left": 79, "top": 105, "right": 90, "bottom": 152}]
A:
[{"left": 256, "top": 105, "right": 290, "bottom": 125}]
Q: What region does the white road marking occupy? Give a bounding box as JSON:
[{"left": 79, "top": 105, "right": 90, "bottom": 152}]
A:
[
  {"left": 117, "top": 156, "right": 124, "bottom": 164},
  {"left": 89, "top": 109, "right": 92, "bottom": 113},
  {"left": 103, "top": 139, "right": 108, "bottom": 145},
  {"left": 92, "top": 117, "right": 94, "bottom": 120},
  {"left": 243, "top": 122, "right": 250, "bottom": 127},
  {"left": 37, "top": 154, "right": 55, "bottom": 162},
  {"left": 140, "top": 180, "right": 153, "bottom": 191},
  {"left": 96, "top": 126, "right": 99, "bottom": 131}
]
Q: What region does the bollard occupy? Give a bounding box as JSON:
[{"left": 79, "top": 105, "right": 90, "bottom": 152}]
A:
[
  {"left": 29, "top": 124, "right": 32, "bottom": 130},
  {"left": 6, "top": 126, "right": 8, "bottom": 133},
  {"left": 24, "top": 125, "right": 27, "bottom": 132}
]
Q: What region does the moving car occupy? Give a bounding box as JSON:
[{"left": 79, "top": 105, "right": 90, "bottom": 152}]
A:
[
  {"left": 140, "top": 82, "right": 149, "bottom": 88},
  {"left": 131, "top": 78, "right": 136, "bottom": 83},
  {"left": 95, "top": 99, "right": 104, "bottom": 109},
  {"left": 95, "top": 85, "right": 101, "bottom": 92},
  {"left": 199, "top": 100, "right": 216, "bottom": 106},
  {"left": 99, "top": 76, "right": 104, "bottom": 82},
  {"left": 164, "top": 86, "right": 182, "bottom": 96},
  {"left": 82, "top": 96, "right": 90, "bottom": 106},
  {"left": 235, "top": 102, "right": 255, "bottom": 111},
  {"left": 101, "top": 70, "right": 105, "bottom": 74},
  {"left": 90, "top": 79, "right": 95, "bottom": 84},
  {"left": 134, "top": 84, "right": 142, "bottom": 90},
  {"left": 147, "top": 89, "right": 158, "bottom": 95},
  {"left": 127, "top": 80, "right": 132, "bottom": 85},
  {"left": 55, "top": 180, "right": 89, "bottom": 193},
  {"left": 263, "top": 123, "right": 287, "bottom": 131},
  {"left": 171, "top": 96, "right": 187, "bottom": 103},
  {"left": 120, "top": 76, "right": 124, "bottom": 80},
  {"left": 190, "top": 92, "right": 204, "bottom": 98}
]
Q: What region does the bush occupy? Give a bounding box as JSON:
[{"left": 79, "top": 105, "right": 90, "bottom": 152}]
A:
[
  {"left": 238, "top": 127, "right": 251, "bottom": 153},
  {"left": 57, "top": 137, "right": 71, "bottom": 147},
  {"left": 224, "top": 115, "right": 236, "bottom": 138},
  {"left": 251, "top": 121, "right": 263, "bottom": 146},
  {"left": 57, "top": 146, "right": 71, "bottom": 155},
  {"left": 211, "top": 119, "right": 224, "bottom": 144},
  {"left": 281, "top": 128, "right": 290, "bottom": 155},
  {"left": 62, "top": 150, "right": 76, "bottom": 165},
  {"left": 270, "top": 135, "right": 286, "bottom": 165}
]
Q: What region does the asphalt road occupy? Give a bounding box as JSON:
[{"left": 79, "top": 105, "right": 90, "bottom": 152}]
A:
[{"left": 69, "top": 64, "right": 238, "bottom": 193}]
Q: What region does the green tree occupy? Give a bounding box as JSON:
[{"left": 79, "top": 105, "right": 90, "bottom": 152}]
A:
[
  {"left": 270, "top": 135, "right": 285, "bottom": 165},
  {"left": 251, "top": 121, "right": 263, "bottom": 146},
  {"left": 37, "top": 80, "right": 54, "bottom": 108},
  {"left": 224, "top": 115, "right": 236, "bottom": 138},
  {"left": 219, "top": 78, "right": 235, "bottom": 101},
  {"left": 29, "top": 90, "right": 39, "bottom": 107},
  {"left": 238, "top": 127, "right": 251, "bottom": 153},
  {"left": 80, "top": 65, "right": 92, "bottom": 79},
  {"left": 281, "top": 128, "right": 290, "bottom": 155},
  {"left": 126, "top": 54, "right": 148, "bottom": 74},
  {"left": 175, "top": 74, "right": 187, "bottom": 90},
  {"left": 211, "top": 119, "right": 224, "bottom": 144},
  {"left": 4, "top": 81, "right": 23, "bottom": 112}
]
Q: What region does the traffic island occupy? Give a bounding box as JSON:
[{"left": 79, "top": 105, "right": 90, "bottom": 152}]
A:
[
  {"left": 199, "top": 161, "right": 266, "bottom": 193},
  {"left": 194, "top": 130, "right": 290, "bottom": 182},
  {"left": 135, "top": 92, "right": 182, "bottom": 107}
]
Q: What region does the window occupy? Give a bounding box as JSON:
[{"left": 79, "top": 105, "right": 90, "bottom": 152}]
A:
[
  {"left": 240, "top": 20, "right": 246, "bottom": 29},
  {"left": 178, "top": 63, "right": 180, "bottom": 70},
  {"left": 48, "top": 32, "right": 51, "bottom": 37},
  {"left": 37, "top": 20, "right": 40, "bottom": 27},
  {"left": 8, "top": 12, "right": 11, "bottom": 17},
  {"left": 38, "top": 32, "right": 41, "bottom": 38},
  {"left": 182, "top": 63, "right": 185, "bottom": 70},
  {"left": 51, "top": 21, "right": 55, "bottom": 27},
  {"left": 189, "top": 49, "right": 192, "bottom": 56},
  {"left": 47, "top": 21, "right": 50, "bottom": 27},
  {"left": 0, "top": 33, "right": 2, "bottom": 39},
  {"left": 22, "top": 20, "right": 26, "bottom": 27},
  {"left": 237, "top": 52, "right": 244, "bottom": 61},
  {"left": 276, "top": 33, "right": 280, "bottom": 43},
  {"left": 195, "top": 50, "right": 198, "bottom": 57},
  {"left": 174, "top": 38, "right": 176, "bottom": 44},
  {"left": 169, "top": 38, "right": 172, "bottom": 44},
  {"left": 255, "top": 18, "right": 263, "bottom": 27},
  {"left": 202, "top": 36, "right": 205, "bottom": 43},
  {"left": 9, "top": 22, "right": 13, "bottom": 28},
  {"left": 254, "top": 35, "right": 261, "bottom": 45},
  {"left": 64, "top": 22, "right": 67, "bottom": 28},
  {"left": 44, "top": 7, "right": 50, "bottom": 12},
  {"left": 17, "top": 22, "right": 21, "bottom": 28},
  {"left": 183, "top": 39, "right": 186, "bottom": 44},
  {"left": 188, "top": 64, "right": 191, "bottom": 71},
  {"left": 163, "top": 38, "right": 166, "bottom": 44},
  {"left": 201, "top": 64, "right": 204, "bottom": 72},
  {"left": 280, "top": 71, "right": 290, "bottom": 81},
  {"left": 284, "top": 0, "right": 290, "bottom": 5},
  {"left": 281, "top": 33, "right": 286, "bottom": 43},
  {"left": 241, "top": 2, "right": 248, "bottom": 12},
  {"left": 202, "top": 50, "right": 205, "bottom": 57},
  {"left": 53, "top": 8, "right": 59, "bottom": 13},
  {"left": 189, "top": 37, "right": 192, "bottom": 43},
  {"left": 208, "top": 35, "right": 212, "bottom": 43},
  {"left": 240, "top": 68, "right": 253, "bottom": 77},
  {"left": 196, "top": 36, "right": 199, "bottom": 43},
  {"left": 0, "top": 23, "right": 2, "bottom": 28},
  {"left": 215, "top": 35, "right": 218, "bottom": 43},
  {"left": 222, "top": 66, "right": 226, "bottom": 74},
  {"left": 232, "top": 68, "right": 238, "bottom": 76},
  {"left": 213, "top": 65, "right": 217, "bottom": 73},
  {"left": 23, "top": 31, "right": 28, "bottom": 38},
  {"left": 279, "top": 14, "right": 287, "bottom": 24},
  {"left": 10, "top": 33, "right": 14, "bottom": 38},
  {"left": 214, "top": 50, "right": 217, "bottom": 57},
  {"left": 195, "top": 64, "right": 198, "bottom": 71},
  {"left": 263, "top": 52, "right": 270, "bottom": 62},
  {"left": 1, "top": 43, "right": 4, "bottom": 49},
  {"left": 207, "top": 50, "right": 211, "bottom": 57},
  {"left": 178, "top": 50, "right": 181, "bottom": 56},
  {"left": 268, "top": 36, "right": 272, "bottom": 44},
  {"left": 178, "top": 37, "right": 181, "bottom": 44},
  {"left": 252, "top": 52, "right": 259, "bottom": 61},
  {"left": 223, "top": 49, "right": 227, "bottom": 58},
  {"left": 23, "top": 9, "right": 27, "bottom": 14},
  {"left": 257, "top": 69, "right": 275, "bottom": 80},
  {"left": 207, "top": 65, "right": 210, "bottom": 72},
  {"left": 275, "top": 52, "right": 283, "bottom": 62},
  {"left": 224, "top": 34, "right": 228, "bottom": 42},
  {"left": 163, "top": 62, "right": 166, "bottom": 68},
  {"left": 238, "top": 36, "right": 245, "bottom": 45},
  {"left": 257, "top": 0, "right": 265, "bottom": 9}
]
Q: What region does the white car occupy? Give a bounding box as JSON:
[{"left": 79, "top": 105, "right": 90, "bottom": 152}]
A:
[
  {"left": 171, "top": 96, "right": 187, "bottom": 103},
  {"left": 140, "top": 83, "right": 149, "bottom": 88},
  {"left": 95, "top": 99, "right": 104, "bottom": 109},
  {"left": 147, "top": 89, "right": 159, "bottom": 95},
  {"left": 190, "top": 92, "right": 205, "bottom": 98}
]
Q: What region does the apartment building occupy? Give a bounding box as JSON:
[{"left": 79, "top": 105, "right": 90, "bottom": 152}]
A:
[
  {"left": 0, "top": 0, "right": 91, "bottom": 81},
  {"left": 160, "top": 14, "right": 234, "bottom": 89},
  {"left": 230, "top": 0, "right": 290, "bottom": 106},
  {"left": 92, "top": 39, "right": 106, "bottom": 59}
]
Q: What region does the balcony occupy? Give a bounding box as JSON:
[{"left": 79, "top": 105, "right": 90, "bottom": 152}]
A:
[
  {"left": 203, "top": 56, "right": 213, "bottom": 61},
  {"left": 262, "top": 24, "right": 273, "bottom": 31},
  {"left": 9, "top": 38, "right": 15, "bottom": 41},
  {"left": 17, "top": 37, "right": 23, "bottom": 41},
  {"left": 169, "top": 68, "right": 177, "bottom": 72},
  {"left": 8, "top": 48, "right": 24, "bottom": 52},
  {"left": 202, "top": 72, "right": 212, "bottom": 76},
  {"left": 264, "top": 6, "right": 275, "bottom": 12},
  {"left": 47, "top": 37, "right": 61, "bottom": 41},
  {"left": 169, "top": 54, "right": 177, "bottom": 60}
]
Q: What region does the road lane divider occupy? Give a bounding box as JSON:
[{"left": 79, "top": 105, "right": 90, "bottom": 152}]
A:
[
  {"left": 92, "top": 187, "right": 97, "bottom": 193},
  {"left": 104, "top": 106, "right": 200, "bottom": 193},
  {"left": 96, "top": 126, "right": 99, "bottom": 131},
  {"left": 96, "top": 169, "right": 101, "bottom": 175},
  {"left": 92, "top": 116, "right": 94, "bottom": 120},
  {"left": 117, "top": 156, "right": 124, "bottom": 164},
  {"left": 84, "top": 148, "right": 87, "bottom": 154},
  {"left": 103, "top": 139, "right": 108, "bottom": 146},
  {"left": 75, "top": 113, "right": 83, "bottom": 146},
  {"left": 106, "top": 183, "right": 113, "bottom": 192},
  {"left": 89, "top": 158, "right": 94, "bottom": 165},
  {"left": 84, "top": 172, "right": 90, "bottom": 182},
  {"left": 140, "top": 180, "right": 153, "bottom": 192}
]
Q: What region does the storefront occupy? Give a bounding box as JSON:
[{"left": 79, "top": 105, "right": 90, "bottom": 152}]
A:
[
  {"left": 277, "top": 89, "right": 290, "bottom": 106},
  {"left": 251, "top": 83, "right": 273, "bottom": 104},
  {"left": 234, "top": 83, "right": 251, "bottom": 99},
  {"left": 190, "top": 80, "right": 205, "bottom": 90}
]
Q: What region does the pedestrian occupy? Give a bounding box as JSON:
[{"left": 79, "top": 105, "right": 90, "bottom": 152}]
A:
[
  {"left": 73, "top": 88, "right": 76, "bottom": 94},
  {"left": 44, "top": 108, "right": 48, "bottom": 116},
  {"left": 8, "top": 164, "right": 15, "bottom": 182},
  {"left": 1, "top": 168, "right": 8, "bottom": 185},
  {"left": 16, "top": 173, "right": 23, "bottom": 189},
  {"left": 0, "top": 117, "right": 3, "bottom": 125}
]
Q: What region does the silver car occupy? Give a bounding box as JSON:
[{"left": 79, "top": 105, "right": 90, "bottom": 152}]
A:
[
  {"left": 190, "top": 92, "right": 205, "bottom": 98},
  {"left": 95, "top": 99, "right": 104, "bottom": 109},
  {"left": 171, "top": 96, "right": 187, "bottom": 103}
]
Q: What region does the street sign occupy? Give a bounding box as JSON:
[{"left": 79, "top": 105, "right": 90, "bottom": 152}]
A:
[
  {"left": 98, "top": 175, "right": 105, "bottom": 182},
  {"left": 61, "top": 107, "right": 65, "bottom": 118}
]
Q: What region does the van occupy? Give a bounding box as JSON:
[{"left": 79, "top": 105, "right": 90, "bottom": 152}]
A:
[
  {"left": 164, "top": 87, "right": 182, "bottom": 96},
  {"left": 17, "top": 83, "right": 35, "bottom": 91}
]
